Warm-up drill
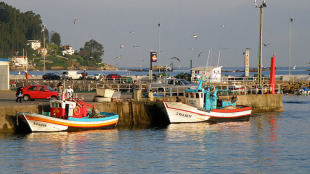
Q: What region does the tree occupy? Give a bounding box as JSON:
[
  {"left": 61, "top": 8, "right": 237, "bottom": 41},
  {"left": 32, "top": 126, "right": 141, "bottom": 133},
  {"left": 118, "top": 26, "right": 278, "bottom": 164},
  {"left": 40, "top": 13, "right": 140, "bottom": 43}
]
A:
[
  {"left": 50, "top": 31, "right": 61, "bottom": 46},
  {"left": 83, "top": 39, "right": 104, "bottom": 63}
]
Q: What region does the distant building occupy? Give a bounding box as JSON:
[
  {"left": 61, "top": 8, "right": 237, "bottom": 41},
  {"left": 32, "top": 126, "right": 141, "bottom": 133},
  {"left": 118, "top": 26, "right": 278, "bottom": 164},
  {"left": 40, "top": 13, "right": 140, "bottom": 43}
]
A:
[
  {"left": 9, "top": 56, "right": 28, "bottom": 68},
  {"left": 61, "top": 45, "right": 75, "bottom": 55},
  {"left": 191, "top": 66, "right": 223, "bottom": 83},
  {"left": 27, "top": 40, "right": 41, "bottom": 50},
  {"left": 0, "top": 59, "right": 10, "bottom": 90}
]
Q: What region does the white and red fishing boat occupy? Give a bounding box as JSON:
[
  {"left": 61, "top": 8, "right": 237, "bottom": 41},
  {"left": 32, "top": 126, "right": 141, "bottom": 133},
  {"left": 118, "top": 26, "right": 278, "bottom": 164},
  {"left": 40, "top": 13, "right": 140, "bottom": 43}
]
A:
[
  {"left": 157, "top": 79, "right": 252, "bottom": 123},
  {"left": 16, "top": 98, "right": 119, "bottom": 132}
]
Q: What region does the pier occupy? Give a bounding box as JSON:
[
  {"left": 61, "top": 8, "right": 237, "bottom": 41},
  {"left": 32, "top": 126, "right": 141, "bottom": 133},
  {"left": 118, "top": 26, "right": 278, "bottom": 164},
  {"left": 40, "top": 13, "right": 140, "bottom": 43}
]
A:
[{"left": 0, "top": 90, "right": 283, "bottom": 132}]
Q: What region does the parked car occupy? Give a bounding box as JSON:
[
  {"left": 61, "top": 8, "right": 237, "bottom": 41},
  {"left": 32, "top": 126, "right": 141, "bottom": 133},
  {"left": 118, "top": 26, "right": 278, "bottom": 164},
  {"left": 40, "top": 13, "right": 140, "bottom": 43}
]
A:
[
  {"left": 42, "top": 73, "right": 61, "bottom": 80},
  {"left": 22, "top": 85, "right": 58, "bottom": 101},
  {"left": 106, "top": 74, "right": 121, "bottom": 79},
  {"left": 151, "top": 78, "right": 198, "bottom": 94},
  {"left": 62, "top": 71, "right": 82, "bottom": 80}
]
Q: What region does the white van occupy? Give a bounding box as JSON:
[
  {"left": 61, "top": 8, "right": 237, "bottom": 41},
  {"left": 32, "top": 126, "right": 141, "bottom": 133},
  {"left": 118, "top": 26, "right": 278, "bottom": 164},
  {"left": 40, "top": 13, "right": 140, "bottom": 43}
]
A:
[{"left": 63, "top": 71, "right": 82, "bottom": 80}]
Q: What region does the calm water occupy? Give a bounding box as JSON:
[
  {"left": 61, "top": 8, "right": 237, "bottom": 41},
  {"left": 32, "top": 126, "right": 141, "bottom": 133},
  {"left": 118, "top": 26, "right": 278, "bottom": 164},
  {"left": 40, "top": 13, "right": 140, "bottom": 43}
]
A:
[{"left": 1, "top": 95, "right": 310, "bottom": 173}]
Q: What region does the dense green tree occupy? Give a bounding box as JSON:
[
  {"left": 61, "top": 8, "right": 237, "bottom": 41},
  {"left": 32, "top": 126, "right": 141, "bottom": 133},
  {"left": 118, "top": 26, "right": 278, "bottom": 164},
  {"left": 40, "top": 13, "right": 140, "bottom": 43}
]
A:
[
  {"left": 83, "top": 39, "right": 104, "bottom": 63},
  {"left": 0, "top": 2, "right": 46, "bottom": 57},
  {"left": 50, "top": 31, "right": 61, "bottom": 46}
]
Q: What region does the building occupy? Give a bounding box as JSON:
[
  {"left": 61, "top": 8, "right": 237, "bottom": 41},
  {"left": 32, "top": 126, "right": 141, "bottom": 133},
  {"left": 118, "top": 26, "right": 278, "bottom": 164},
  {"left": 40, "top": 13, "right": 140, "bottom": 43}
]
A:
[
  {"left": 61, "top": 45, "right": 75, "bottom": 55},
  {"left": 9, "top": 56, "right": 28, "bottom": 67},
  {"left": 191, "top": 66, "right": 223, "bottom": 83},
  {"left": 27, "top": 40, "right": 41, "bottom": 50},
  {"left": 0, "top": 59, "right": 10, "bottom": 90}
]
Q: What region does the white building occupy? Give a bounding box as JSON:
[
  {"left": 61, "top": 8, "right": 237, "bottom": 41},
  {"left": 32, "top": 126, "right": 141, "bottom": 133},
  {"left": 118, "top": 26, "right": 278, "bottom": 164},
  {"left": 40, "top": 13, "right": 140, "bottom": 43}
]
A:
[
  {"left": 61, "top": 45, "right": 75, "bottom": 55},
  {"left": 0, "top": 59, "right": 10, "bottom": 90},
  {"left": 28, "top": 40, "right": 41, "bottom": 50},
  {"left": 191, "top": 66, "right": 223, "bottom": 83},
  {"left": 9, "top": 56, "right": 28, "bottom": 68}
]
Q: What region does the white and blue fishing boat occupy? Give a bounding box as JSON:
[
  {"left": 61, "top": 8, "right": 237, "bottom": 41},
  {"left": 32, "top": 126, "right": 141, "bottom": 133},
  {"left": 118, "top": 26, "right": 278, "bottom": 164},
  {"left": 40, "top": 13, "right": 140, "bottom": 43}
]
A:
[
  {"left": 16, "top": 98, "right": 119, "bottom": 132},
  {"left": 158, "top": 78, "right": 252, "bottom": 123}
]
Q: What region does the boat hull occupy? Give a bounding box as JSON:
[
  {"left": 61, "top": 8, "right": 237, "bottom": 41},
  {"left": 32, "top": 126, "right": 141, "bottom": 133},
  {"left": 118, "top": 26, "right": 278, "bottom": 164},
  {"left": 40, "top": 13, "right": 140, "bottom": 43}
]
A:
[
  {"left": 161, "top": 102, "right": 252, "bottom": 123},
  {"left": 17, "top": 113, "right": 119, "bottom": 132}
]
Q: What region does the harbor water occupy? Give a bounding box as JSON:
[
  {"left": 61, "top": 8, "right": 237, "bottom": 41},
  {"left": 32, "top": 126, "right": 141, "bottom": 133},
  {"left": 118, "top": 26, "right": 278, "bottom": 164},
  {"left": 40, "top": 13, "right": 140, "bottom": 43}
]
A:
[{"left": 0, "top": 95, "right": 309, "bottom": 173}]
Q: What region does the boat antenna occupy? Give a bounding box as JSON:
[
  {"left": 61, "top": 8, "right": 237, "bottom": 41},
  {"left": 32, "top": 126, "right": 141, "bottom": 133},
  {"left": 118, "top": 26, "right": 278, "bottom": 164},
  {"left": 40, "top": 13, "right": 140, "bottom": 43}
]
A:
[{"left": 217, "top": 51, "right": 221, "bottom": 67}]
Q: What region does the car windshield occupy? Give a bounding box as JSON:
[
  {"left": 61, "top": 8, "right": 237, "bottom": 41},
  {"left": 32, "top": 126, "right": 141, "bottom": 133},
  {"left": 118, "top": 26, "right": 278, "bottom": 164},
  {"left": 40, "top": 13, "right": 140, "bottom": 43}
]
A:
[
  {"left": 181, "top": 79, "right": 190, "bottom": 85},
  {"left": 47, "top": 86, "right": 55, "bottom": 91}
]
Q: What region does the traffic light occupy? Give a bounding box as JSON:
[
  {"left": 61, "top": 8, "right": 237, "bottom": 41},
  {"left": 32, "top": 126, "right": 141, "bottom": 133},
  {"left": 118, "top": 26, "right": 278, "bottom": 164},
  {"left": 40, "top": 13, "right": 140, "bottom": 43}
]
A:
[{"left": 150, "top": 52, "right": 157, "bottom": 62}]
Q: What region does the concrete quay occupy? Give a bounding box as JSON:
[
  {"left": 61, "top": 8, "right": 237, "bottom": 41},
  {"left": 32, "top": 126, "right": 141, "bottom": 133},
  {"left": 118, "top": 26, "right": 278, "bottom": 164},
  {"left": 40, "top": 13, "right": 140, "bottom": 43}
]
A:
[{"left": 0, "top": 91, "right": 284, "bottom": 133}]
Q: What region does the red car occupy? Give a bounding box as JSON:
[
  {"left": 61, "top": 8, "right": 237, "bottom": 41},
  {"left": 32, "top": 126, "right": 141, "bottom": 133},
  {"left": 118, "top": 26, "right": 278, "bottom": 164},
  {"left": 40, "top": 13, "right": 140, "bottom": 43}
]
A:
[
  {"left": 106, "top": 74, "right": 121, "bottom": 79},
  {"left": 22, "top": 85, "right": 58, "bottom": 101}
]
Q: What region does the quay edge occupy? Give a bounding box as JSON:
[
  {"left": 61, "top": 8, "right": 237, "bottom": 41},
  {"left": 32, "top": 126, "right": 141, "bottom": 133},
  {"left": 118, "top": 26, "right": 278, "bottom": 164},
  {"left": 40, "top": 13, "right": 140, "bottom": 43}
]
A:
[{"left": 0, "top": 94, "right": 284, "bottom": 133}]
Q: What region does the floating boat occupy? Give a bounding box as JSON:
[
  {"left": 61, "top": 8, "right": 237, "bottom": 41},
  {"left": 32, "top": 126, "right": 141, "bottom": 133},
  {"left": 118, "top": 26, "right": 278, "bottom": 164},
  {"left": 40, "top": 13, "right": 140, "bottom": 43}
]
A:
[
  {"left": 16, "top": 98, "right": 119, "bottom": 132},
  {"left": 157, "top": 79, "right": 252, "bottom": 123}
]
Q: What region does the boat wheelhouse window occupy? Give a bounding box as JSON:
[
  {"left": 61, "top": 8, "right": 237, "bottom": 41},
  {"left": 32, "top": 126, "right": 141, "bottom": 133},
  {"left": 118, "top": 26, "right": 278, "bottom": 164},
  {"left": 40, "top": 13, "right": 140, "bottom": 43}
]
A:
[
  {"left": 185, "top": 92, "right": 189, "bottom": 98},
  {"left": 191, "top": 93, "right": 195, "bottom": 98},
  {"left": 196, "top": 93, "right": 200, "bottom": 98},
  {"left": 168, "top": 80, "right": 174, "bottom": 85}
]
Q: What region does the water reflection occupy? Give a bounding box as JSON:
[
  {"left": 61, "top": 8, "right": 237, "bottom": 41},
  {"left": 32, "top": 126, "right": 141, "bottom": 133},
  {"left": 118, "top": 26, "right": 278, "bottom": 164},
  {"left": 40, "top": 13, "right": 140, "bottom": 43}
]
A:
[{"left": 20, "top": 130, "right": 119, "bottom": 173}]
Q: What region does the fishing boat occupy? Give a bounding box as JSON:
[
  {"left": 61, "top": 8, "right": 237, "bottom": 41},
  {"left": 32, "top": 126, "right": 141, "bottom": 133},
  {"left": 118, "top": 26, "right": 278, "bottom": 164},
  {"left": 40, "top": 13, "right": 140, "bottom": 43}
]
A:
[
  {"left": 157, "top": 79, "right": 252, "bottom": 123},
  {"left": 16, "top": 98, "right": 119, "bottom": 132}
]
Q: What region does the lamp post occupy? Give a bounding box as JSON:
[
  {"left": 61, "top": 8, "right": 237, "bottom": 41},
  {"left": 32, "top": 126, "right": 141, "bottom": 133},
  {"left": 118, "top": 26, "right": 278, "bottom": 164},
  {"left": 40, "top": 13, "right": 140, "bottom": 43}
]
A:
[
  {"left": 255, "top": 0, "right": 267, "bottom": 86},
  {"left": 42, "top": 23, "right": 46, "bottom": 75},
  {"left": 158, "top": 23, "right": 161, "bottom": 73},
  {"left": 289, "top": 17, "right": 294, "bottom": 75}
]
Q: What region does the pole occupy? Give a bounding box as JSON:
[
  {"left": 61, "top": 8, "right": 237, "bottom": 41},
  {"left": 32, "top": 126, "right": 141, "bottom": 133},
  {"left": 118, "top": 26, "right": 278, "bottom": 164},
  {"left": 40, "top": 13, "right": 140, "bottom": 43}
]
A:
[
  {"left": 258, "top": 6, "right": 263, "bottom": 86},
  {"left": 190, "top": 60, "right": 192, "bottom": 82},
  {"left": 43, "top": 29, "right": 46, "bottom": 75},
  {"left": 289, "top": 19, "right": 292, "bottom": 75},
  {"left": 158, "top": 23, "right": 161, "bottom": 73}
]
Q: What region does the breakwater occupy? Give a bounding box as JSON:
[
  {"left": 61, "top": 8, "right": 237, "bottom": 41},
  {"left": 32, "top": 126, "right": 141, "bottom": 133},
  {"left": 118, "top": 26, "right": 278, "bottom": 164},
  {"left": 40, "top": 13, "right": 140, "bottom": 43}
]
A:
[{"left": 0, "top": 94, "right": 283, "bottom": 132}]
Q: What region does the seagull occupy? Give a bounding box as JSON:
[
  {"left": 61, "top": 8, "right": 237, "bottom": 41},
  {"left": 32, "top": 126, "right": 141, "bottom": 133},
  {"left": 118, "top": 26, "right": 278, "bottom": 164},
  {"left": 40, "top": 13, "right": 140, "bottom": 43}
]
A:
[
  {"left": 133, "top": 46, "right": 139, "bottom": 48},
  {"left": 130, "top": 31, "right": 134, "bottom": 34},
  {"left": 219, "top": 24, "right": 225, "bottom": 28},
  {"left": 73, "top": 19, "right": 78, "bottom": 24},
  {"left": 120, "top": 44, "right": 124, "bottom": 48},
  {"left": 198, "top": 52, "right": 203, "bottom": 58},
  {"left": 293, "top": 65, "right": 296, "bottom": 69},
  {"left": 115, "top": 55, "right": 122, "bottom": 59},
  {"left": 192, "top": 35, "right": 198, "bottom": 39},
  {"left": 254, "top": 0, "right": 258, "bottom": 7},
  {"left": 263, "top": 43, "right": 270, "bottom": 47}
]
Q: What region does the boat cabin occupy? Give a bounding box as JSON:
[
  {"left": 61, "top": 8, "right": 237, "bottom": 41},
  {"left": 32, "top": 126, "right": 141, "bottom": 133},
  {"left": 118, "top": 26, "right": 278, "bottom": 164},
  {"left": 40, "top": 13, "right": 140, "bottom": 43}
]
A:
[
  {"left": 50, "top": 99, "right": 90, "bottom": 119},
  {"left": 185, "top": 87, "right": 236, "bottom": 111}
]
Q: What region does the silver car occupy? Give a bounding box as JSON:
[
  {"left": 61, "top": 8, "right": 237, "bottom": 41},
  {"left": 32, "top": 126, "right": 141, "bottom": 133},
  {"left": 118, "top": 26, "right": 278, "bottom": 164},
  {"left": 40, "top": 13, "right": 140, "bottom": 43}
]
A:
[{"left": 151, "top": 78, "right": 198, "bottom": 95}]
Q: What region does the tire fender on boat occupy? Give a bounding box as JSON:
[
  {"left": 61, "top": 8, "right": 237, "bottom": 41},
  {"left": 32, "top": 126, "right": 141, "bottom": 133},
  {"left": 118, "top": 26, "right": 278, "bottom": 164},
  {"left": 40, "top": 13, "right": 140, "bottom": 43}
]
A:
[{"left": 73, "top": 106, "right": 80, "bottom": 116}]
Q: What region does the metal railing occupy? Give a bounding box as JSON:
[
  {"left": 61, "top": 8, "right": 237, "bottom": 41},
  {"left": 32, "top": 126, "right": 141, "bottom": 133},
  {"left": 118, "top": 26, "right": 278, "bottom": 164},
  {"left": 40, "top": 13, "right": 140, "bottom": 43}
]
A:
[{"left": 150, "top": 84, "right": 282, "bottom": 97}]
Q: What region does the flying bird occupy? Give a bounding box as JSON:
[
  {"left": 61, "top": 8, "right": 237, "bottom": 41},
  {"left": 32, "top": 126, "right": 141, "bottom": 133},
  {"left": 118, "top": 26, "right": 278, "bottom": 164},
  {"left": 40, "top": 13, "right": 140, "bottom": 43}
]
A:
[
  {"left": 120, "top": 44, "right": 124, "bottom": 48},
  {"left": 254, "top": 0, "right": 258, "bottom": 7},
  {"left": 130, "top": 31, "right": 134, "bottom": 34},
  {"left": 73, "top": 19, "right": 78, "bottom": 24},
  {"left": 219, "top": 24, "right": 225, "bottom": 28},
  {"left": 263, "top": 43, "right": 270, "bottom": 47},
  {"left": 293, "top": 65, "right": 296, "bottom": 69},
  {"left": 198, "top": 52, "right": 203, "bottom": 58},
  {"left": 115, "top": 55, "right": 122, "bottom": 59},
  {"left": 171, "top": 57, "right": 180, "bottom": 62},
  {"left": 192, "top": 35, "right": 198, "bottom": 39},
  {"left": 133, "top": 46, "right": 139, "bottom": 48}
]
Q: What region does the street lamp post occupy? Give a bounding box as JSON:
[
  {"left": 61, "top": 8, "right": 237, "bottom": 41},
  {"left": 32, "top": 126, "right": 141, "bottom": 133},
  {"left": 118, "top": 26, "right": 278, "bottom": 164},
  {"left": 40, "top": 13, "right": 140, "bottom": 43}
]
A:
[
  {"left": 289, "top": 17, "right": 294, "bottom": 75},
  {"left": 42, "top": 23, "right": 46, "bottom": 75},
  {"left": 158, "top": 23, "right": 161, "bottom": 73},
  {"left": 255, "top": 0, "right": 267, "bottom": 86}
]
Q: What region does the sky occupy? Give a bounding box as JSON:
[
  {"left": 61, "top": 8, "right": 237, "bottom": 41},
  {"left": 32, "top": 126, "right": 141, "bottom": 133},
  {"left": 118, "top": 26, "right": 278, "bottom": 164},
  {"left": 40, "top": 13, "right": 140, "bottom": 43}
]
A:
[{"left": 3, "top": 0, "right": 310, "bottom": 68}]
